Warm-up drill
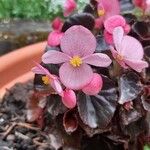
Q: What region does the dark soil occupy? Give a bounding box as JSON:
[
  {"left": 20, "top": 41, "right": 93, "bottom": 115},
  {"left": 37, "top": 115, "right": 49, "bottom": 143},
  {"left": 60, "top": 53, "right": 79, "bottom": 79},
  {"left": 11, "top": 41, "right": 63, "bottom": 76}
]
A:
[
  {"left": 0, "top": 81, "right": 125, "bottom": 150},
  {"left": 0, "top": 81, "right": 51, "bottom": 150}
]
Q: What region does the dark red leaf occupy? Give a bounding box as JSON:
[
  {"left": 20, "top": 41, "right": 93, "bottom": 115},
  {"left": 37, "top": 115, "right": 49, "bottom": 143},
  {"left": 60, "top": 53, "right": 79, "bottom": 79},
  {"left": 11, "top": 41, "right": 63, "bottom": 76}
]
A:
[
  {"left": 63, "top": 109, "right": 78, "bottom": 134},
  {"left": 61, "top": 13, "right": 95, "bottom": 32},
  {"left": 118, "top": 72, "right": 142, "bottom": 104},
  {"left": 77, "top": 75, "right": 118, "bottom": 129}
]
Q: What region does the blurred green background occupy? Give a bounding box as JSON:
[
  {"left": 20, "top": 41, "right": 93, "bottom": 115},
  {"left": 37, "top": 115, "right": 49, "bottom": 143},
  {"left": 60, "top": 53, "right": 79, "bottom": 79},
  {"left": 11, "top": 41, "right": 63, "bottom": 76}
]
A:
[
  {"left": 0, "top": 0, "right": 89, "bottom": 55},
  {"left": 0, "top": 0, "right": 88, "bottom": 20}
]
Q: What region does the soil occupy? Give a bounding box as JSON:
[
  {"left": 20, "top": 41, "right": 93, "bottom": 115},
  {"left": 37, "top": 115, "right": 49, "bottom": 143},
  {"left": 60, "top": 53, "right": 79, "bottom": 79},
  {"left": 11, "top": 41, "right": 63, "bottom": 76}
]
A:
[
  {"left": 0, "top": 81, "right": 51, "bottom": 150},
  {"left": 0, "top": 81, "right": 125, "bottom": 150}
]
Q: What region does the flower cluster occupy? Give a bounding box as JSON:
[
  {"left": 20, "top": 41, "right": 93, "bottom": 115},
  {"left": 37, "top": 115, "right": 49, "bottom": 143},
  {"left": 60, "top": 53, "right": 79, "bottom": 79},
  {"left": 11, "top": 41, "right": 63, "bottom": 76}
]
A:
[{"left": 31, "top": 0, "right": 149, "bottom": 110}]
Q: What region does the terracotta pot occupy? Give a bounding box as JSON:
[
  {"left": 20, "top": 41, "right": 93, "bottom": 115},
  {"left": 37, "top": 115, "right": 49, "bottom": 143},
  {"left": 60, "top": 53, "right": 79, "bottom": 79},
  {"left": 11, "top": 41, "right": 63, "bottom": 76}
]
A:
[{"left": 0, "top": 41, "right": 47, "bottom": 99}]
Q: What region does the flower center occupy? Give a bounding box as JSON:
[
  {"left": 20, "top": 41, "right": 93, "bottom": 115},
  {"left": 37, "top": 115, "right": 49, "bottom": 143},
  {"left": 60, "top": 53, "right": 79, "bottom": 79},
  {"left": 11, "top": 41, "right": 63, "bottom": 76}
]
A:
[
  {"left": 42, "top": 75, "right": 50, "bottom": 85},
  {"left": 98, "top": 9, "right": 105, "bottom": 16},
  {"left": 70, "top": 56, "right": 82, "bottom": 67},
  {"left": 116, "top": 54, "right": 124, "bottom": 61}
]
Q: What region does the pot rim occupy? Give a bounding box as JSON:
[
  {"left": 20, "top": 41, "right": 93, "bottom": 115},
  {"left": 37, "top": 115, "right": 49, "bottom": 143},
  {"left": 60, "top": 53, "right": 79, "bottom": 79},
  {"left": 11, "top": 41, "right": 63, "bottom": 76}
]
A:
[{"left": 0, "top": 41, "right": 47, "bottom": 99}]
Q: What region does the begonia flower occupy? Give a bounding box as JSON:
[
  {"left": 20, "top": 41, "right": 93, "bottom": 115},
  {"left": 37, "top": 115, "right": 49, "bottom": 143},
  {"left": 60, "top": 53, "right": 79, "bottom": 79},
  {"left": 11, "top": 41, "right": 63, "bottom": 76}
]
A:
[
  {"left": 133, "top": 0, "right": 150, "bottom": 14},
  {"left": 48, "top": 31, "right": 64, "bottom": 47},
  {"left": 62, "top": 89, "right": 77, "bottom": 108},
  {"left": 82, "top": 73, "right": 103, "bottom": 95},
  {"left": 104, "top": 15, "right": 130, "bottom": 44},
  {"left": 110, "top": 27, "right": 148, "bottom": 72},
  {"left": 42, "top": 25, "right": 112, "bottom": 90},
  {"left": 95, "top": 0, "right": 120, "bottom": 29},
  {"left": 95, "top": 17, "right": 104, "bottom": 29},
  {"left": 133, "top": 0, "right": 146, "bottom": 9},
  {"left": 64, "top": 0, "right": 77, "bottom": 17},
  {"left": 48, "top": 17, "right": 64, "bottom": 47},
  {"left": 52, "top": 17, "right": 63, "bottom": 31},
  {"left": 32, "top": 63, "right": 63, "bottom": 96}
]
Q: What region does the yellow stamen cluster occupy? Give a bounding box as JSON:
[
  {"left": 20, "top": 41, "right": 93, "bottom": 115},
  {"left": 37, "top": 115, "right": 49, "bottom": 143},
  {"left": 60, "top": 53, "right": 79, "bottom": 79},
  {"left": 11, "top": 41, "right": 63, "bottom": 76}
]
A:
[
  {"left": 70, "top": 56, "right": 82, "bottom": 67},
  {"left": 98, "top": 9, "right": 105, "bottom": 16},
  {"left": 116, "top": 54, "right": 124, "bottom": 61},
  {"left": 42, "top": 75, "right": 50, "bottom": 85}
]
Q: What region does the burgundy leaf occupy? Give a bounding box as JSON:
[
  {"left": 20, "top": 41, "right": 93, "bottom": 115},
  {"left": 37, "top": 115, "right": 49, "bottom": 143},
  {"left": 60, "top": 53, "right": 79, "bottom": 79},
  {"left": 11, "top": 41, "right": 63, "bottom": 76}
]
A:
[
  {"left": 95, "top": 35, "right": 110, "bottom": 53},
  {"left": 63, "top": 109, "right": 78, "bottom": 134},
  {"left": 119, "top": 103, "right": 143, "bottom": 126},
  {"left": 83, "top": 4, "right": 95, "bottom": 14},
  {"left": 47, "top": 95, "right": 67, "bottom": 117},
  {"left": 142, "top": 86, "right": 150, "bottom": 111},
  {"left": 77, "top": 75, "right": 118, "bottom": 129},
  {"left": 61, "top": 13, "right": 95, "bottom": 32},
  {"left": 132, "top": 21, "right": 150, "bottom": 41},
  {"left": 118, "top": 72, "right": 142, "bottom": 104},
  {"left": 26, "top": 91, "right": 46, "bottom": 123}
]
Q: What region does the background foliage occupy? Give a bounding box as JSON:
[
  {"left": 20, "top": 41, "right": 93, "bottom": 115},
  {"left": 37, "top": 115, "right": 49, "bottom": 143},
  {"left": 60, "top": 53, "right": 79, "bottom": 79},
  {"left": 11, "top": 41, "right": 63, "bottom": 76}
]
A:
[{"left": 0, "top": 0, "right": 89, "bottom": 20}]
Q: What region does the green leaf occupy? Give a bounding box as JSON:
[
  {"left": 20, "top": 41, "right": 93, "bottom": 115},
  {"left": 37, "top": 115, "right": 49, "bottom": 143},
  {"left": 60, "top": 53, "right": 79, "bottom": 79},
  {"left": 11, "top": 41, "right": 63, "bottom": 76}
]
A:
[{"left": 144, "top": 144, "right": 150, "bottom": 150}]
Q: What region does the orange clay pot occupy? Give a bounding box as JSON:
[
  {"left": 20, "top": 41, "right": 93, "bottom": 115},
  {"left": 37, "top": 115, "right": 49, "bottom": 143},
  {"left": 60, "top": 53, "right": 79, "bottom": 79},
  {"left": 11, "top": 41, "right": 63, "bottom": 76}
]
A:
[{"left": 0, "top": 42, "right": 47, "bottom": 99}]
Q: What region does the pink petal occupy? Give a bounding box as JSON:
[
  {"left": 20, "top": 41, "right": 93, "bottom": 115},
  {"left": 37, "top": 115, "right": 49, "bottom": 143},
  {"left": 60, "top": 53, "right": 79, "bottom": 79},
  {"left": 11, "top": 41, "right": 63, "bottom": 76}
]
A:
[
  {"left": 47, "top": 31, "right": 64, "bottom": 46},
  {"left": 31, "top": 63, "right": 55, "bottom": 79},
  {"left": 82, "top": 73, "right": 103, "bottom": 95},
  {"left": 118, "top": 60, "right": 129, "bottom": 69},
  {"left": 110, "top": 46, "right": 118, "bottom": 58},
  {"left": 59, "top": 63, "right": 93, "bottom": 90},
  {"left": 104, "top": 15, "right": 126, "bottom": 34},
  {"left": 33, "top": 62, "right": 66, "bottom": 97},
  {"left": 95, "top": 17, "right": 104, "bottom": 29},
  {"left": 32, "top": 66, "right": 47, "bottom": 75},
  {"left": 133, "top": 0, "right": 146, "bottom": 10},
  {"left": 120, "top": 35, "right": 144, "bottom": 60},
  {"left": 52, "top": 17, "right": 63, "bottom": 31},
  {"left": 124, "top": 24, "right": 131, "bottom": 34},
  {"left": 110, "top": 46, "right": 128, "bottom": 69},
  {"left": 124, "top": 58, "right": 149, "bottom": 72},
  {"left": 42, "top": 50, "right": 71, "bottom": 64},
  {"left": 51, "top": 79, "right": 63, "bottom": 96},
  {"left": 146, "top": 0, "right": 150, "bottom": 11},
  {"left": 104, "top": 30, "right": 113, "bottom": 44},
  {"left": 31, "top": 63, "right": 63, "bottom": 96},
  {"left": 113, "top": 26, "right": 124, "bottom": 52},
  {"left": 60, "top": 25, "right": 96, "bottom": 57},
  {"left": 100, "top": 0, "right": 120, "bottom": 19},
  {"left": 63, "top": 0, "right": 77, "bottom": 17},
  {"left": 82, "top": 53, "right": 112, "bottom": 67},
  {"left": 62, "top": 89, "right": 76, "bottom": 108}
]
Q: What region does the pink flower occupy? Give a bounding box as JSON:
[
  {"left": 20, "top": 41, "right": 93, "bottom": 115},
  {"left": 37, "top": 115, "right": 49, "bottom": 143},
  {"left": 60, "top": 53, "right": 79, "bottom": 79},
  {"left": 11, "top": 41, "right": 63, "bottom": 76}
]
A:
[
  {"left": 62, "top": 89, "right": 76, "bottom": 108},
  {"left": 104, "top": 15, "right": 131, "bottom": 44},
  {"left": 52, "top": 17, "right": 63, "bottom": 31},
  {"left": 32, "top": 63, "right": 63, "bottom": 96},
  {"left": 48, "top": 31, "right": 64, "bottom": 47},
  {"left": 95, "top": 17, "right": 104, "bottom": 29},
  {"left": 48, "top": 17, "right": 64, "bottom": 47},
  {"left": 133, "top": 0, "right": 147, "bottom": 10},
  {"left": 110, "top": 27, "right": 148, "bottom": 72},
  {"left": 145, "top": 0, "right": 150, "bottom": 14},
  {"left": 42, "top": 25, "right": 112, "bottom": 90},
  {"left": 95, "top": 0, "right": 120, "bottom": 29},
  {"left": 82, "top": 73, "right": 103, "bottom": 95},
  {"left": 64, "top": 0, "right": 77, "bottom": 17},
  {"left": 133, "top": 0, "right": 150, "bottom": 14}
]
